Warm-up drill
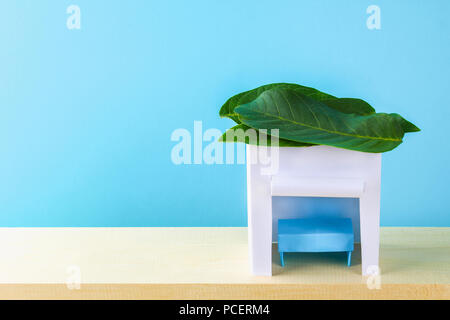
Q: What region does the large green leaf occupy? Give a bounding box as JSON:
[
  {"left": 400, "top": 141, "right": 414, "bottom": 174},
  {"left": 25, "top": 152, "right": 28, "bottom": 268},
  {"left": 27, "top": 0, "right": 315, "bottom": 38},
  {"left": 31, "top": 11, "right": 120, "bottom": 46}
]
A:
[
  {"left": 220, "top": 83, "right": 377, "bottom": 125},
  {"left": 219, "top": 124, "right": 314, "bottom": 147},
  {"left": 234, "top": 87, "right": 409, "bottom": 153},
  {"left": 220, "top": 83, "right": 336, "bottom": 124}
]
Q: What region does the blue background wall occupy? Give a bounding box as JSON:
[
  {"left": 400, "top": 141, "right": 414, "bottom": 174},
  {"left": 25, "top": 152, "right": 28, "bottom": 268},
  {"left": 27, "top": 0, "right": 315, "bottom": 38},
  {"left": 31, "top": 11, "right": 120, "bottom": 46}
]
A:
[{"left": 0, "top": 0, "right": 448, "bottom": 227}]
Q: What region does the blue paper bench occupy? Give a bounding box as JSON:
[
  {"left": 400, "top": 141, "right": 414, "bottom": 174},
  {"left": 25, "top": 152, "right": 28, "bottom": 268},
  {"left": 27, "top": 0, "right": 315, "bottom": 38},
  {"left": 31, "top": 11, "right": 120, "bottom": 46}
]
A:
[{"left": 278, "top": 218, "right": 354, "bottom": 267}]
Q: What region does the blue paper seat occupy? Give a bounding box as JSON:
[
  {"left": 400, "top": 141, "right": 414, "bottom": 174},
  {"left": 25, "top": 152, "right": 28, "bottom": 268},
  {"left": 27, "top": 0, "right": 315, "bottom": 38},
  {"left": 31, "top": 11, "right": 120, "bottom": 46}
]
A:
[{"left": 278, "top": 218, "right": 354, "bottom": 267}]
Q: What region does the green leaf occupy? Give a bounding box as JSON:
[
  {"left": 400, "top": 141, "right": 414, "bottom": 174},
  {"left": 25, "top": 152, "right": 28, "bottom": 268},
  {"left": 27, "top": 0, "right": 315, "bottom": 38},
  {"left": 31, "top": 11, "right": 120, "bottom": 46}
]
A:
[
  {"left": 219, "top": 124, "right": 315, "bottom": 147},
  {"left": 220, "top": 83, "right": 336, "bottom": 124},
  {"left": 235, "top": 87, "right": 408, "bottom": 153},
  {"left": 389, "top": 113, "right": 421, "bottom": 132}
]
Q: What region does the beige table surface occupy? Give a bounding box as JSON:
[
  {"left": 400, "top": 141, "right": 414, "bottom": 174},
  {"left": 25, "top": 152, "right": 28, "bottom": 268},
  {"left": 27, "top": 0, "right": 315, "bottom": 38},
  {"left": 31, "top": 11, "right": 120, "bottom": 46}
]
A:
[{"left": 0, "top": 227, "right": 448, "bottom": 299}]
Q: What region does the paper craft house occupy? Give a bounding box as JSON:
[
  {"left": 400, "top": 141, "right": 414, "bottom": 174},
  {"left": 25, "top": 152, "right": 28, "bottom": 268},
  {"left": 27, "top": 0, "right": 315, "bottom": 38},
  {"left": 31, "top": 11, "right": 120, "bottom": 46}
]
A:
[{"left": 246, "top": 144, "right": 381, "bottom": 276}]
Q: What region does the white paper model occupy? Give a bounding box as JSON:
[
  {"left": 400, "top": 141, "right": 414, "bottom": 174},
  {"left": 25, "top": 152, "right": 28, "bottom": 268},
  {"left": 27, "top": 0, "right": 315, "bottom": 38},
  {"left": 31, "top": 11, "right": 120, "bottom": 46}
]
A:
[{"left": 246, "top": 144, "right": 381, "bottom": 276}]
